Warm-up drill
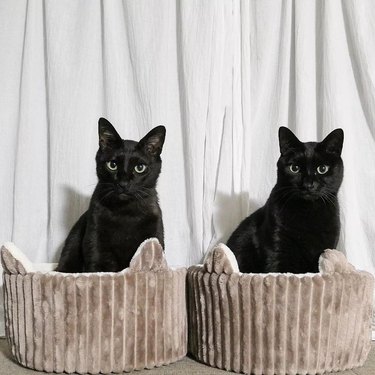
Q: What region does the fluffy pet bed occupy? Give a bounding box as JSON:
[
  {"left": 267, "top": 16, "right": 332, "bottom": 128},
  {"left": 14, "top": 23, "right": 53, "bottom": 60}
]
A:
[
  {"left": 187, "top": 244, "right": 374, "bottom": 375},
  {"left": 1, "top": 239, "right": 187, "bottom": 374}
]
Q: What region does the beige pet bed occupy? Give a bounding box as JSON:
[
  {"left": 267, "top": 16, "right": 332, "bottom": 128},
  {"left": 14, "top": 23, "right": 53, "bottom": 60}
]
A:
[
  {"left": 187, "top": 244, "right": 374, "bottom": 375},
  {"left": 2, "top": 239, "right": 187, "bottom": 374}
]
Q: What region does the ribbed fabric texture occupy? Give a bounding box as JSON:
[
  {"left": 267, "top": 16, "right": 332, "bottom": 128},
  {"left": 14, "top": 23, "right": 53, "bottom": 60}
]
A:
[
  {"left": 187, "top": 245, "right": 374, "bottom": 375},
  {"left": 2, "top": 239, "right": 187, "bottom": 374}
]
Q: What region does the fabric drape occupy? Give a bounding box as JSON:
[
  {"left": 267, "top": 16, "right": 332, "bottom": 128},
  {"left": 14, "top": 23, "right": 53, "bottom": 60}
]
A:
[{"left": 1, "top": 0, "right": 374, "bottom": 336}]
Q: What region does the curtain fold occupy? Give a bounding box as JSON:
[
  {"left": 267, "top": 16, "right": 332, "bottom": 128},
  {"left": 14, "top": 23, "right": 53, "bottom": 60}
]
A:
[{"left": 1, "top": 0, "right": 374, "bottom": 336}]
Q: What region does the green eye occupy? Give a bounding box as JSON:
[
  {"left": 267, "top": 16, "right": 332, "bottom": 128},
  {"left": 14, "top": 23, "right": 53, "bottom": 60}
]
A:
[
  {"left": 134, "top": 164, "right": 147, "bottom": 174},
  {"left": 289, "top": 164, "right": 300, "bottom": 173},
  {"left": 106, "top": 160, "right": 117, "bottom": 171},
  {"left": 317, "top": 165, "right": 329, "bottom": 174}
]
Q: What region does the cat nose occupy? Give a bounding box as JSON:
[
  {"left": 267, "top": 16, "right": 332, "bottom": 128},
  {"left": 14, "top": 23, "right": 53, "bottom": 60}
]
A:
[
  {"left": 117, "top": 181, "right": 129, "bottom": 192},
  {"left": 303, "top": 178, "right": 314, "bottom": 189},
  {"left": 118, "top": 181, "right": 128, "bottom": 188}
]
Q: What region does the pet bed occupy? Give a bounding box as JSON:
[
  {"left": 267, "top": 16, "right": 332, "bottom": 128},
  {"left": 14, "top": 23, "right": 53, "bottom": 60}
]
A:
[
  {"left": 187, "top": 244, "right": 374, "bottom": 375},
  {"left": 2, "top": 238, "right": 187, "bottom": 374}
]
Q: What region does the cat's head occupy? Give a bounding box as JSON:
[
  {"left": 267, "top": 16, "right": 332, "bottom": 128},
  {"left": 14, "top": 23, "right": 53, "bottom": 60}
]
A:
[
  {"left": 276, "top": 127, "right": 344, "bottom": 200},
  {"left": 95, "top": 117, "right": 165, "bottom": 202}
]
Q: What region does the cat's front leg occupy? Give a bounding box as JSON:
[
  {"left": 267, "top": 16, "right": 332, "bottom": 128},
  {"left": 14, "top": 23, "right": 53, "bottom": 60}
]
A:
[
  {"left": 81, "top": 232, "right": 102, "bottom": 272},
  {"left": 84, "top": 258, "right": 120, "bottom": 272},
  {"left": 56, "top": 212, "right": 87, "bottom": 272},
  {"left": 83, "top": 245, "right": 120, "bottom": 272}
]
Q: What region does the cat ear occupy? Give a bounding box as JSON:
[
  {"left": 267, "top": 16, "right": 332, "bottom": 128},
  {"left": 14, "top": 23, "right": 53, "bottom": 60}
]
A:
[
  {"left": 98, "top": 118, "right": 122, "bottom": 150},
  {"left": 278, "top": 126, "right": 301, "bottom": 154},
  {"left": 320, "top": 128, "right": 344, "bottom": 156},
  {"left": 138, "top": 126, "right": 166, "bottom": 156}
]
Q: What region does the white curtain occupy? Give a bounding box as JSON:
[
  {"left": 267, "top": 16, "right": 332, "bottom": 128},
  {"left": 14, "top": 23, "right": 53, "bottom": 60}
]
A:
[{"left": 1, "top": 0, "right": 374, "bottom": 336}]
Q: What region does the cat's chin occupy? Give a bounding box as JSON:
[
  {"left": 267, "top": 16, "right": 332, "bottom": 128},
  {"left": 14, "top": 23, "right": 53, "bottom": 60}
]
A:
[
  {"left": 298, "top": 191, "right": 321, "bottom": 201},
  {"left": 117, "top": 193, "right": 131, "bottom": 201}
]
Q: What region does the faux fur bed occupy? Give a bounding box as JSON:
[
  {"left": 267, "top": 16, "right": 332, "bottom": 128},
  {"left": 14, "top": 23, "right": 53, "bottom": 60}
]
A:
[
  {"left": 187, "top": 244, "right": 374, "bottom": 375},
  {"left": 1, "top": 239, "right": 187, "bottom": 374}
]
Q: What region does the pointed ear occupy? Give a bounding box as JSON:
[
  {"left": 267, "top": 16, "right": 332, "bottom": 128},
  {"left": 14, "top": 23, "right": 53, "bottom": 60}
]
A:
[
  {"left": 98, "top": 117, "right": 122, "bottom": 150},
  {"left": 138, "top": 126, "right": 166, "bottom": 156},
  {"left": 278, "top": 126, "right": 301, "bottom": 154},
  {"left": 320, "top": 128, "right": 344, "bottom": 156}
]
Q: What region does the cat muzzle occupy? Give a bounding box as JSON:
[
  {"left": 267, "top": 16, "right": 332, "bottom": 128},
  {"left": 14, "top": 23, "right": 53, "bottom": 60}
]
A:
[{"left": 116, "top": 182, "right": 129, "bottom": 194}]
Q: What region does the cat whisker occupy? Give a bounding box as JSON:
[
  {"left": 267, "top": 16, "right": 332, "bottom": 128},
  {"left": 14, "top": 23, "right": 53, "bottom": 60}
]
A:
[
  {"left": 319, "top": 195, "right": 328, "bottom": 207},
  {"left": 272, "top": 186, "right": 296, "bottom": 194},
  {"left": 136, "top": 187, "right": 153, "bottom": 198},
  {"left": 133, "top": 192, "right": 149, "bottom": 215},
  {"left": 277, "top": 189, "right": 298, "bottom": 214},
  {"left": 97, "top": 189, "right": 114, "bottom": 204},
  {"left": 273, "top": 187, "right": 297, "bottom": 206},
  {"left": 319, "top": 191, "right": 337, "bottom": 207}
]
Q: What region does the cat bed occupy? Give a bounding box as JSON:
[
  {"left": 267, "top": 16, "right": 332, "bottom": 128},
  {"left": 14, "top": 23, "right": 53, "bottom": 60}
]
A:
[
  {"left": 1, "top": 239, "right": 187, "bottom": 374},
  {"left": 187, "top": 244, "right": 374, "bottom": 375}
]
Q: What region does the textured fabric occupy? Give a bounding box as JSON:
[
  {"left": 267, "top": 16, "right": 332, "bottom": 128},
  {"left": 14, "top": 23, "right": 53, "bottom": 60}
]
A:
[
  {"left": 1, "top": 0, "right": 375, "bottom": 336},
  {"left": 0, "top": 242, "right": 35, "bottom": 275},
  {"left": 1, "top": 340, "right": 375, "bottom": 375},
  {"left": 188, "top": 245, "right": 374, "bottom": 375},
  {"left": 2, "top": 239, "right": 187, "bottom": 374}
]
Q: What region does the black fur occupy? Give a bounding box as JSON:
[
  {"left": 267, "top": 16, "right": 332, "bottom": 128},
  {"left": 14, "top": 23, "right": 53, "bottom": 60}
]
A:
[
  {"left": 56, "top": 118, "right": 165, "bottom": 272},
  {"left": 227, "top": 127, "right": 344, "bottom": 273}
]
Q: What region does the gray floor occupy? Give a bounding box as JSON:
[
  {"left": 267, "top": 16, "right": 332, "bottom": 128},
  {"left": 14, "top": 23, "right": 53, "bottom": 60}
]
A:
[{"left": 0, "top": 339, "right": 374, "bottom": 374}]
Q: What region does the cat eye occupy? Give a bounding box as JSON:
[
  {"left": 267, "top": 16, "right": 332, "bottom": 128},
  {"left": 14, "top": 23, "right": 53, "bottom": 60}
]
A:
[
  {"left": 134, "top": 164, "right": 147, "bottom": 174},
  {"left": 317, "top": 165, "right": 329, "bottom": 174},
  {"left": 289, "top": 164, "right": 300, "bottom": 173},
  {"left": 106, "top": 160, "right": 118, "bottom": 171}
]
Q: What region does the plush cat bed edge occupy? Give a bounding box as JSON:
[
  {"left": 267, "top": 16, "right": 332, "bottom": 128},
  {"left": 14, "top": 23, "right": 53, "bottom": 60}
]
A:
[
  {"left": 202, "top": 243, "right": 356, "bottom": 276},
  {"left": 1, "top": 237, "right": 170, "bottom": 275},
  {"left": 189, "top": 244, "right": 374, "bottom": 375},
  {"left": 2, "top": 239, "right": 187, "bottom": 374}
]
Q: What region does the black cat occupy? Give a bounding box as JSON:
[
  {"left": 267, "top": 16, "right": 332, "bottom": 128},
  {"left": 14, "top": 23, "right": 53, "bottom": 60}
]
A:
[
  {"left": 227, "top": 127, "right": 344, "bottom": 273},
  {"left": 56, "top": 118, "right": 165, "bottom": 272}
]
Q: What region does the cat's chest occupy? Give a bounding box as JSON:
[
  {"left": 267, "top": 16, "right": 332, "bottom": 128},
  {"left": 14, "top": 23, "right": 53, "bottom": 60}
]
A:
[
  {"left": 274, "top": 203, "right": 339, "bottom": 243},
  {"left": 99, "top": 210, "right": 143, "bottom": 227},
  {"left": 92, "top": 205, "right": 157, "bottom": 243}
]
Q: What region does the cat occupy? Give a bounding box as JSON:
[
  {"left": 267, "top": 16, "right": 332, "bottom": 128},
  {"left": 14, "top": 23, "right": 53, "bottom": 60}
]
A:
[
  {"left": 227, "top": 127, "right": 344, "bottom": 273},
  {"left": 56, "top": 117, "right": 165, "bottom": 272}
]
